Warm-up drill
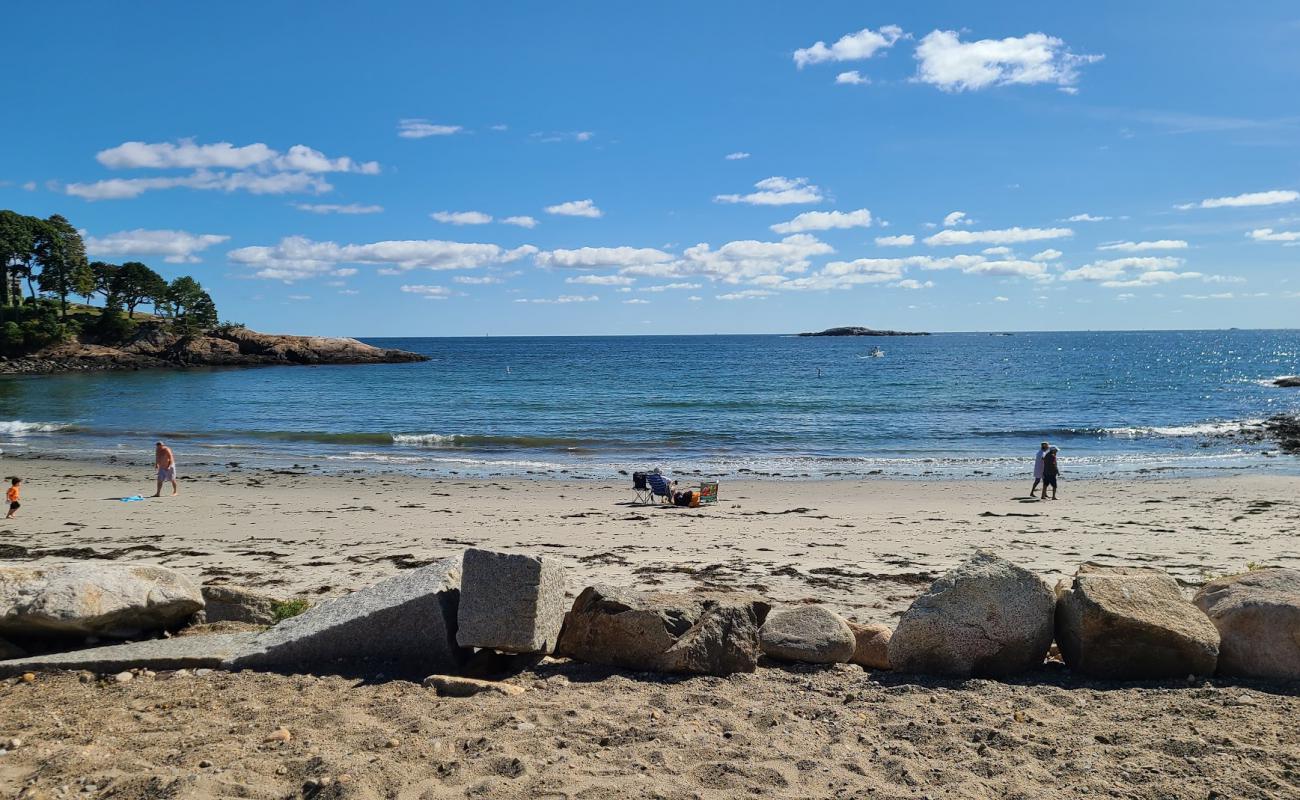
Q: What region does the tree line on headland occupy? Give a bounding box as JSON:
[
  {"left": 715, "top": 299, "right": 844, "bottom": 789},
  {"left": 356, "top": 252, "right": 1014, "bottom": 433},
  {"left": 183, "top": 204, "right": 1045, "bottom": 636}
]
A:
[{"left": 0, "top": 209, "right": 221, "bottom": 355}]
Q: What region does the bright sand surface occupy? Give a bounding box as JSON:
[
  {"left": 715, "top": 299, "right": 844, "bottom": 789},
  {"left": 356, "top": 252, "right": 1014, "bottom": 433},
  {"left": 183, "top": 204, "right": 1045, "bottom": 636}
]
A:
[
  {"left": 2, "top": 456, "right": 1300, "bottom": 799},
  {"left": 2, "top": 456, "right": 1296, "bottom": 619}
]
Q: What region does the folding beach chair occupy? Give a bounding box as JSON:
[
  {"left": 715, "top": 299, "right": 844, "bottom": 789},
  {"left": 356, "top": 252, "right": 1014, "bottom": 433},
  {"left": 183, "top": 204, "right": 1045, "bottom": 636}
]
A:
[
  {"left": 631, "top": 471, "right": 655, "bottom": 504},
  {"left": 647, "top": 470, "right": 675, "bottom": 503},
  {"left": 698, "top": 481, "right": 719, "bottom": 505}
]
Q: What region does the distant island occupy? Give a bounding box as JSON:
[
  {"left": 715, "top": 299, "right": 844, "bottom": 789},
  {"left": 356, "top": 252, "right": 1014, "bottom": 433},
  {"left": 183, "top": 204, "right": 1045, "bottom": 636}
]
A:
[{"left": 798, "top": 326, "right": 930, "bottom": 337}]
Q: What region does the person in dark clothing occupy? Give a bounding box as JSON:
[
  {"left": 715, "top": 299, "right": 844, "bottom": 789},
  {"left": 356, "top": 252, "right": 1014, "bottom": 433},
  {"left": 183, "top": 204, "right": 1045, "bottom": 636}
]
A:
[{"left": 1040, "top": 446, "right": 1060, "bottom": 500}]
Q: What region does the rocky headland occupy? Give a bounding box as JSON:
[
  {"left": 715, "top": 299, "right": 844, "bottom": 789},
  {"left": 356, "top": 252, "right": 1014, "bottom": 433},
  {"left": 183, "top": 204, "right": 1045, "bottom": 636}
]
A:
[
  {"left": 0, "top": 325, "right": 427, "bottom": 374},
  {"left": 797, "top": 326, "right": 930, "bottom": 337}
]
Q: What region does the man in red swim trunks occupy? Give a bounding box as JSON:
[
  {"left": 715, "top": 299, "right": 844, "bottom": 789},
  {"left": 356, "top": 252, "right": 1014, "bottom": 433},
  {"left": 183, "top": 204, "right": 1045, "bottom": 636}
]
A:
[{"left": 153, "top": 441, "right": 179, "bottom": 497}]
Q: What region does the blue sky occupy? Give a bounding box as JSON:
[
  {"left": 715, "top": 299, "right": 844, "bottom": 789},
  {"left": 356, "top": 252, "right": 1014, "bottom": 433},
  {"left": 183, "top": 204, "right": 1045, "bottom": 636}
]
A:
[{"left": 2, "top": 1, "right": 1298, "bottom": 335}]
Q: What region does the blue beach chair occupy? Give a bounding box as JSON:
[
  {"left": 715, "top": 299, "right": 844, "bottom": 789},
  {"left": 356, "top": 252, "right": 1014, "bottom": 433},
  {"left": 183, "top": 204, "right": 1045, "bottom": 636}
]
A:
[{"left": 646, "top": 469, "right": 674, "bottom": 504}]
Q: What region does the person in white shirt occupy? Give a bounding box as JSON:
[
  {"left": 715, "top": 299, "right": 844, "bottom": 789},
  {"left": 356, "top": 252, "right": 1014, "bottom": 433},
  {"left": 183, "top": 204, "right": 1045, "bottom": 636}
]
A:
[{"left": 1030, "top": 441, "right": 1049, "bottom": 498}]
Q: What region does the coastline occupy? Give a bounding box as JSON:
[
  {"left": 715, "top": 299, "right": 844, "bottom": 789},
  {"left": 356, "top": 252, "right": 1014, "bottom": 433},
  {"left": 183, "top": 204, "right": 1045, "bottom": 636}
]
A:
[{"left": 2, "top": 456, "right": 1295, "bottom": 619}]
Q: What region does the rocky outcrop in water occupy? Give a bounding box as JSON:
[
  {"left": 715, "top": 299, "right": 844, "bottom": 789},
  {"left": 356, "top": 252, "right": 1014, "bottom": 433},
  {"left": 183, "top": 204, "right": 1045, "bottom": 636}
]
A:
[
  {"left": 1274, "top": 376, "right": 1299, "bottom": 387},
  {"left": 0, "top": 325, "right": 426, "bottom": 374},
  {"left": 798, "top": 326, "right": 929, "bottom": 337}
]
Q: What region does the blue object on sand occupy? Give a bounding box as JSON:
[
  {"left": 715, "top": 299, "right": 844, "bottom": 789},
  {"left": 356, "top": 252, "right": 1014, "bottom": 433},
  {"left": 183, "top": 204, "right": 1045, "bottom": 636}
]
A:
[{"left": 120, "top": 495, "right": 145, "bottom": 502}]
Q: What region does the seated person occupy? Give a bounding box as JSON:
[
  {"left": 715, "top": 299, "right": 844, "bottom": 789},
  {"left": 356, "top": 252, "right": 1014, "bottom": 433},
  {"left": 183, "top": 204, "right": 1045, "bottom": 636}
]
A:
[{"left": 646, "top": 467, "right": 674, "bottom": 502}]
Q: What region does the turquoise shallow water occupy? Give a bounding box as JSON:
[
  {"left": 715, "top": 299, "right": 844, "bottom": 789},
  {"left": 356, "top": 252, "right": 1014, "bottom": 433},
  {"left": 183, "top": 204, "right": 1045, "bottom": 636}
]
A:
[{"left": 1, "top": 330, "right": 1297, "bottom": 479}]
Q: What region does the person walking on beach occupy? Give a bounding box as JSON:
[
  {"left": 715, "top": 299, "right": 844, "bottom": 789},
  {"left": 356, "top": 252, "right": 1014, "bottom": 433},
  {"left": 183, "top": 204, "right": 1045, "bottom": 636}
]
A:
[
  {"left": 153, "top": 441, "right": 178, "bottom": 497},
  {"left": 5, "top": 477, "right": 21, "bottom": 519},
  {"left": 1030, "top": 441, "right": 1049, "bottom": 497},
  {"left": 1040, "top": 446, "right": 1060, "bottom": 501}
]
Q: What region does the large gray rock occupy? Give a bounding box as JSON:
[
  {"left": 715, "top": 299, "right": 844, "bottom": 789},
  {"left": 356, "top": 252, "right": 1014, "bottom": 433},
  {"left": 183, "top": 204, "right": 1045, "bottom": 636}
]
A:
[
  {"left": 759, "top": 605, "right": 855, "bottom": 664},
  {"left": 555, "top": 586, "right": 771, "bottom": 675},
  {"left": 888, "top": 552, "right": 1054, "bottom": 678},
  {"left": 230, "top": 555, "right": 467, "bottom": 673},
  {"left": 0, "top": 633, "right": 257, "bottom": 676},
  {"left": 1056, "top": 564, "right": 1219, "bottom": 680},
  {"left": 200, "top": 584, "right": 281, "bottom": 625},
  {"left": 0, "top": 563, "right": 203, "bottom": 639},
  {"left": 1194, "top": 568, "right": 1300, "bottom": 680},
  {"left": 456, "top": 549, "right": 567, "bottom": 654}
]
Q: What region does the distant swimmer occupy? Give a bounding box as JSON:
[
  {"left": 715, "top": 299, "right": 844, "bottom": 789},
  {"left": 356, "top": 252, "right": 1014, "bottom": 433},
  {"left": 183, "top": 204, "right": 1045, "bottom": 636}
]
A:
[{"left": 816, "top": 367, "right": 822, "bottom": 377}]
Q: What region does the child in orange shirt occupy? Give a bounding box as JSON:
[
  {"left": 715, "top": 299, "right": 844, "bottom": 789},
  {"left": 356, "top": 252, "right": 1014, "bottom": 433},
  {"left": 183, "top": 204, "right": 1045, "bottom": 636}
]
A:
[{"left": 6, "top": 477, "right": 20, "bottom": 519}]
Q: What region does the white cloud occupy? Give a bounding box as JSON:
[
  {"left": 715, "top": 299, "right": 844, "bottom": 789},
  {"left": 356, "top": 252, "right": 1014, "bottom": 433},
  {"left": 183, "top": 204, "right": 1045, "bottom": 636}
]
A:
[
  {"left": 1101, "top": 270, "right": 1202, "bottom": 288},
  {"left": 397, "top": 120, "right": 463, "bottom": 138},
  {"left": 1182, "top": 292, "right": 1237, "bottom": 300},
  {"left": 628, "top": 234, "right": 832, "bottom": 283},
  {"left": 914, "top": 30, "right": 1102, "bottom": 92},
  {"left": 943, "top": 211, "right": 971, "bottom": 227},
  {"left": 725, "top": 152, "right": 750, "bottom": 160},
  {"left": 97, "top": 140, "right": 274, "bottom": 170},
  {"left": 544, "top": 199, "right": 603, "bottom": 218},
  {"left": 293, "top": 203, "right": 383, "bottom": 215},
  {"left": 1030, "top": 248, "right": 1062, "bottom": 262},
  {"left": 982, "top": 246, "right": 1012, "bottom": 256},
  {"left": 835, "top": 71, "right": 870, "bottom": 85},
  {"left": 501, "top": 215, "right": 538, "bottom": 228},
  {"left": 453, "top": 275, "right": 504, "bottom": 285},
  {"left": 400, "top": 284, "right": 453, "bottom": 299},
  {"left": 637, "top": 282, "right": 702, "bottom": 292},
  {"left": 794, "top": 25, "right": 904, "bottom": 68},
  {"left": 1247, "top": 227, "right": 1300, "bottom": 242},
  {"left": 85, "top": 228, "right": 229, "bottom": 264},
  {"left": 566, "top": 274, "right": 635, "bottom": 286},
  {"left": 715, "top": 176, "right": 823, "bottom": 206},
  {"left": 770, "top": 208, "right": 872, "bottom": 234},
  {"left": 1065, "top": 213, "right": 1109, "bottom": 222},
  {"left": 717, "top": 289, "right": 777, "bottom": 301},
  {"left": 229, "top": 236, "right": 537, "bottom": 281},
  {"left": 287, "top": 294, "right": 312, "bottom": 301},
  {"left": 490, "top": 124, "right": 509, "bottom": 132},
  {"left": 893, "top": 279, "right": 933, "bottom": 290},
  {"left": 924, "top": 226, "right": 1073, "bottom": 246},
  {"left": 517, "top": 294, "right": 599, "bottom": 304},
  {"left": 963, "top": 260, "right": 1048, "bottom": 278},
  {"left": 338, "top": 289, "right": 359, "bottom": 295},
  {"left": 875, "top": 234, "right": 915, "bottom": 247},
  {"left": 1061, "top": 256, "right": 1184, "bottom": 282},
  {"left": 66, "top": 170, "right": 333, "bottom": 200},
  {"left": 994, "top": 296, "right": 1010, "bottom": 302},
  {"left": 622, "top": 298, "right": 650, "bottom": 305},
  {"left": 21, "top": 181, "right": 36, "bottom": 191},
  {"left": 1097, "top": 239, "right": 1188, "bottom": 252},
  {"left": 1178, "top": 190, "right": 1299, "bottom": 209},
  {"left": 432, "top": 210, "right": 493, "bottom": 225},
  {"left": 536, "top": 247, "right": 673, "bottom": 270},
  {"left": 575, "top": 131, "right": 594, "bottom": 142},
  {"left": 95, "top": 139, "right": 378, "bottom": 174}
]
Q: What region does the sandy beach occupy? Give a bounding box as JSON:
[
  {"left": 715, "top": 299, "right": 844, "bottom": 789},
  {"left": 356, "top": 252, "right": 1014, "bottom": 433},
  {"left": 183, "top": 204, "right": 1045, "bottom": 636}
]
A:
[
  {"left": 1, "top": 456, "right": 1298, "bottom": 799},
  {"left": 0, "top": 456, "right": 1295, "bottom": 619}
]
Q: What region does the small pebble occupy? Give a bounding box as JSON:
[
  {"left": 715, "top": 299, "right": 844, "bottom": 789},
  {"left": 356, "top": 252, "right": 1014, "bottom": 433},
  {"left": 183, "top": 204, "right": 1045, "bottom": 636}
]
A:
[
  {"left": 20, "top": 673, "right": 35, "bottom": 684},
  {"left": 114, "top": 672, "right": 133, "bottom": 684},
  {"left": 198, "top": 760, "right": 213, "bottom": 769},
  {"left": 384, "top": 738, "right": 400, "bottom": 748}
]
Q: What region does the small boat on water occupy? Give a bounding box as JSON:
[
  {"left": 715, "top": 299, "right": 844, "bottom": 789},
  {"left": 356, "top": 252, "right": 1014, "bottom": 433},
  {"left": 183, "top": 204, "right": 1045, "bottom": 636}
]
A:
[{"left": 868, "top": 347, "right": 885, "bottom": 358}]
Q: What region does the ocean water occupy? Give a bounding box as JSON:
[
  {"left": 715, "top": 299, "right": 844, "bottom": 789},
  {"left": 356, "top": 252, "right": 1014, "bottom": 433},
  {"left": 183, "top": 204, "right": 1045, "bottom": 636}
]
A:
[{"left": 0, "top": 330, "right": 1297, "bottom": 480}]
